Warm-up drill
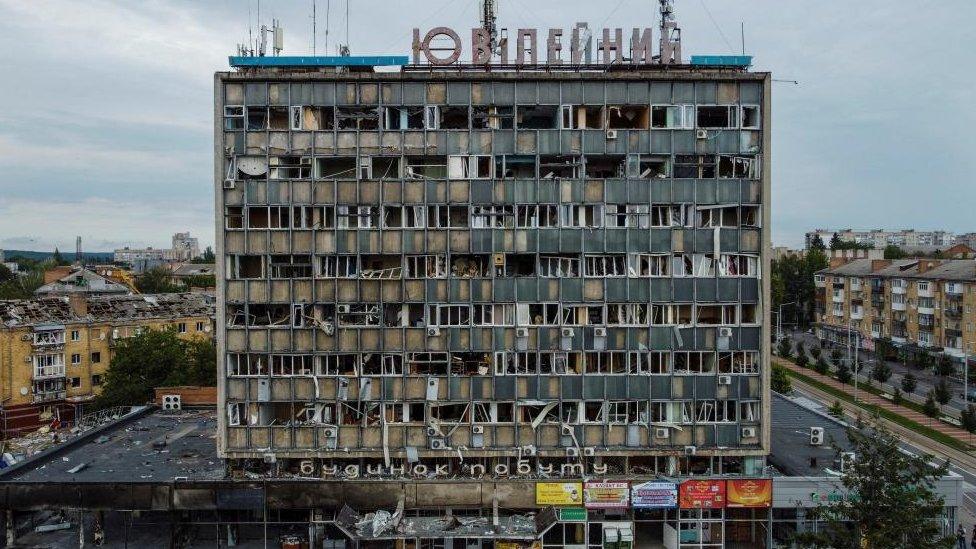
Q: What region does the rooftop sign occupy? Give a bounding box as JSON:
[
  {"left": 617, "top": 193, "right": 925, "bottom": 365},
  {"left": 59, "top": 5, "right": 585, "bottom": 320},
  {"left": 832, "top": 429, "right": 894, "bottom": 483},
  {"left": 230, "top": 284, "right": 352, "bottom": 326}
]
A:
[{"left": 412, "top": 22, "right": 681, "bottom": 66}]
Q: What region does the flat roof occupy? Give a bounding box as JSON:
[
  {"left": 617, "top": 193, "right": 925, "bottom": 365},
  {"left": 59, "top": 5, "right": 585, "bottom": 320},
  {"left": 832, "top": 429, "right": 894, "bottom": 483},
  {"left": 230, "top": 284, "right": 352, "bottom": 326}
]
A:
[
  {"left": 769, "top": 392, "right": 851, "bottom": 476},
  {"left": 230, "top": 55, "right": 409, "bottom": 68}
]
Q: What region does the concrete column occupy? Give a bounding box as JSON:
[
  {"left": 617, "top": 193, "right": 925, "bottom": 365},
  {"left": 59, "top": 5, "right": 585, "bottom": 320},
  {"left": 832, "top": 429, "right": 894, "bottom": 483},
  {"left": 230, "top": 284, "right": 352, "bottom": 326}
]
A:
[
  {"left": 6, "top": 510, "right": 15, "bottom": 547},
  {"left": 78, "top": 510, "right": 85, "bottom": 548}
]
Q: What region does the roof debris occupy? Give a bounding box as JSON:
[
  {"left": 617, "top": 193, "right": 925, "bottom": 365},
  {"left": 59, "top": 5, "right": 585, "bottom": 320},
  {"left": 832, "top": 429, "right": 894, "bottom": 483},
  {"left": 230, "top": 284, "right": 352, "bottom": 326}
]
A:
[{"left": 0, "top": 293, "right": 212, "bottom": 328}]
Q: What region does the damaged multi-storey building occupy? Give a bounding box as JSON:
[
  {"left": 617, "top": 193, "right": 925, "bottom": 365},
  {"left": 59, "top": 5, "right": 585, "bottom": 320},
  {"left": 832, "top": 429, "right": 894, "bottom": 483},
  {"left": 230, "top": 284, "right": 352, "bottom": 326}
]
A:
[
  {"left": 0, "top": 293, "right": 213, "bottom": 437},
  {"left": 214, "top": 3, "right": 770, "bottom": 545}
]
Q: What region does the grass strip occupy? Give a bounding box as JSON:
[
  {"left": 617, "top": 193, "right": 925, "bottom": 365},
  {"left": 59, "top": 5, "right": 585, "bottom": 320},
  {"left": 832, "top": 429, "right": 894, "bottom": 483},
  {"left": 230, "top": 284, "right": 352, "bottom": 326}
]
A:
[{"left": 785, "top": 367, "right": 973, "bottom": 453}]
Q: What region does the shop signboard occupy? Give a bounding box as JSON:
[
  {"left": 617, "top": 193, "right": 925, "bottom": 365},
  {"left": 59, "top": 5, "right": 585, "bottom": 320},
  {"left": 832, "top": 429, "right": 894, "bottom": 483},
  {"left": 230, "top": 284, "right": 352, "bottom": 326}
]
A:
[
  {"left": 536, "top": 482, "right": 584, "bottom": 506},
  {"left": 559, "top": 508, "right": 588, "bottom": 522},
  {"left": 583, "top": 481, "right": 630, "bottom": 509},
  {"left": 679, "top": 479, "right": 726, "bottom": 509},
  {"left": 727, "top": 479, "right": 772, "bottom": 508},
  {"left": 631, "top": 481, "right": 679, "bottom": 509}
]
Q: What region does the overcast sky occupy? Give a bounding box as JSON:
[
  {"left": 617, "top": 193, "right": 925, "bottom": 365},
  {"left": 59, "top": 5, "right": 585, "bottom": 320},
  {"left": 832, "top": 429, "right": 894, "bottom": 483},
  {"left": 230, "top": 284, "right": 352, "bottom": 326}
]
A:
[{"left": 0, "top": 0, "right": 973, "bottom": 252}]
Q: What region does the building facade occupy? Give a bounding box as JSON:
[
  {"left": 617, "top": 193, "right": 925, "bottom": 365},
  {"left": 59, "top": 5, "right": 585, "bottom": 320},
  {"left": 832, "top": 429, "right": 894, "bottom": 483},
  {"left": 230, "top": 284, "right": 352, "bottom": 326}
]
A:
[
  {"left": 0, "top": 293, "right": 213, "bottom": 438},
  {"left": 114, "top": 231, "right": 202, "bottom": 264},
  {"left": 213, "top": 52, "right": 771, "bottom": 542},
  {"left": 815, "top": 258, "right": 976, "bottom": 359},
  {"left": 805, "top": 228, "right": 955, "bottom": 250}
]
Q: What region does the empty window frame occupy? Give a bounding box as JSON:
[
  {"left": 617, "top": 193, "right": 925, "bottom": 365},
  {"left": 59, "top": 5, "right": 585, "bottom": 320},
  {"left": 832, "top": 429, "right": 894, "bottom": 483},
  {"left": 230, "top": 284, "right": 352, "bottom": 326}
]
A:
[
  {"left": 228, "top": 304, "right": 296, "bottom": 328},
  {"left": 271, "top": 354, "right": 314, "bottom": 376},
  {"left": 288, "top": 105, "right": 332, "bottom": 130},
  {"left": 718, "top": 155, "right": 760, "bottom": 179},
  {"left": 439, "top": 106, "right": 470, "bottom": 129},
  {"left": 371, "top": 156, "right": 401, "bottom": 179},
  {"left": 651, "top": 105, "right": 695, "bottom": 129},
  {"left": 383, "top": 106, "right": 425, "bottom": 130},
  {"left": 673, "top": 155, "right": 716, "bottom": 178},
  {"left": 361, "top": 354, "right": 404, "bottom": 376},
  {"left": 427, "top": 205, "right": 469, "bottom": 228},
  {"left": 633, "top": 351, "right": 672, "bottom": 374},
  {"left": 517, "top": 105, "right": 559, "bottom": 129},
  {"left": 404, "top": 156, "right": 448, "bottom": 179},
  {"left": 740, "top": 105, "right": 761, "bottom": 129},
  {"left": 269, "top": 156, "right": 312, "bottom": 179},
  {"left": 268, "top": 107, "right": 290, "bottom": 130},
  {"left": 227, "top": 353, "right": 268, "bottom": 376},
  {"left": 673, "top": 351, "right": 716, "bottom": 374},
  {"left": 407, "top": 352, "right": 450, "bottom": 375},
  {"left": 227, "top": 255, "right": 265, "bottom": 279},
  {"left": 246, "top": 107, "right": 268, "bottom": 130},
  {"left": 696, "top": 105, "right": 738, "bottom": 129},
  {"left": 470, "top": 205, "right": 515, "bottom": 228},
  {"left": 405, "top": 255, "right": 447, "bottom": 278},
  {"left": 560, "top": 305, "right": 604, "bottom": 326},
  {"left": 539, "top": 255, "right": 580, "bottom": 277},
  {"left": 584, "top": 255, "right": 627, "bottom": 277},
  {"left": 606, "top": 105, "right": 649, "bottom": 129},
  {"left": 516, "top": 204, "right": 559, "bottom": 227},
  {"left": 604, "top": 204, "right": 649, "bottom": 228},
  {"left": 651, "top": 304, "right": 693, "bottom": 325},
  {"left": 651, "top": 401, "right": 692, "bottom": 424},
  {"left": 319, "top": 256, "right": 360, "bottom": 278},
  {"left": 718, "top": 351, "right": 760, "bottom": 374},
  {"left": 494, "top": 155, "right": 536, "bottom": 179},
  {"left": 473, "top": 401, "right": 515, "bottom": 424},
  {"left": 383, "top": 205, "right": 428, "bottom": 229},
  {"left": 427, "top": 305, "right": 471, "bottom": 326},
  {"left": 539, "top": 155, "right": 581, "bottom": 179},
  {"left": 650, "top": 204, "right": 693, "bottom": 227},
  {"left": 606, "top": 304, "right": 648, "bottom": 326},
  {"left": 695, "top": 304, "right": 738, "bottom": 326},
  {"left": 317, "top": 354, "right": 359, "bottom": 376},
  {"left": 337, "top": 304, "right": 382, "bottom": 327},
  {"left": 315, "top": 157, "right": 358, "bottom": 179},
  {"left": 269, "top": 255, "right": 313, "bottom": 279},
  {"left": 224, "top": 105, "right": 245, "bottom": 130},
  {"left": 472, "top": 304, "right": 515, "bottom": 326},
  {"left": 561, "top": 205, "right": 603, "bottom": 228},
  {"left": 626, "top": 154, "right": 671, "bottom": 179},
  {"left": 672, "top": 254, "right": 694, "bottom": 277},
  {"left": 226, "top": 206, "right": 244, "bottom": 229},
  {"left": 336, "top": 106, "right": 380, "bottom": 130},
  {"left": 448, "top": 155, "right": 493, "bottom": 179},
  {"left": 585, "top": 156, "right": 625, "bottom": 178},
  {"left": 629, "top": 254, "right": 670, "bottom": 277},
  {"left": 493, "top": 351, "right": 539, "bottom": 375},
  {"left": 337, "top": 206, "right": 379, "bottom": 228},
  {"left": 451, "top": 255, "right": 491, "bottom": 278},
  {"left": 720, "top": 254, "right": 759, "bottom": 277}
]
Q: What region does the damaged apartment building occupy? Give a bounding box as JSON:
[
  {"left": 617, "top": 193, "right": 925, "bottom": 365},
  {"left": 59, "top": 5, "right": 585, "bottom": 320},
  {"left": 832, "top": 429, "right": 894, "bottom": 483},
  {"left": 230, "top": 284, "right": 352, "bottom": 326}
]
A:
[
  {"left": 215, "top": 17, "right": 770, "bottom": 544},
  {"left": 0, "top": 293, "right": 213, "bottom": 437}
]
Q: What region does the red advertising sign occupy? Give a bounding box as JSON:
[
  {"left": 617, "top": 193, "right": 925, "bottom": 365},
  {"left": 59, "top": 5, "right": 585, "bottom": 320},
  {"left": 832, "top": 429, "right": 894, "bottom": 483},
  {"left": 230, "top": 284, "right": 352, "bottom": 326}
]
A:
[
  {"left": 679, "top": 480, "right": 726, "bottom": 509},
  {"left": 727, "top": 479, "right": 772, "bottom": 508}
]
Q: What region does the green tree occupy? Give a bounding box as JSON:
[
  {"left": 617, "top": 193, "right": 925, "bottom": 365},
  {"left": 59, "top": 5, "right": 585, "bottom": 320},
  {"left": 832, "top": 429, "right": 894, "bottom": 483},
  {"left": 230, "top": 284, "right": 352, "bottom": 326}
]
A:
[
  {"left": 960, "top": 405, "right": 976, "bottom": 436},
  {"left": 934, "top": 355, "right": 955, "bottom": 377},
  {"left": 871, "top": 362, "right": 891, "bottom": 385},
  {"left": 809, "top": 347, "right": 822, "bottom": 361},
  {"left": 94, "top": 328, "right": 215, "bottom": 409},
  {"left": 883, "top": 244, "right": 907, "bottom": 260},
  {"left": 796, "top": 341, "right": 806, "bottom": 360},
  {"left": 135, "top": 267, "right": 180, "bottom": 294},
  {"left": 771, "top": 364, "right": 792, "bottom": 394},
  {"left": 827, "top": 400, "right": 844, "bottom": 418},
  {"left": 0, "top": 270, "right": 43, "bottom": 300},
  {"left": 794, "top": 420, "right": 952, "bottom": 549},
  {"left": 795, "top": 352, "right": 809, "bottom": 369},
  {"left": 923, "top": 393, "right": 940, "bottom": 418},
  {"left": 836, "top": 362, "right": 852, "bottom": 384},
  {"left": 181, "top": 274, "right": 216, "bottom": 289},
  {"left": 777, "top": 338, "right": 793, "bottom": 359},
  {"left": 901, "top": 373, "right": 917, "bottom": 395},
  {"left": 0, "top": 263, "right": 15, "bottom": 284},
  {"left": 830, "top": 348, "right": 843, "bottom": 364},
  {"left": 810, "top": 234, "right": 826, "bottom": 250},
  {"left": 52, "top": 247, "right": 68, "bottom": 266},
  {"left": 771, "top": 249, "right": 828, "bottom": 331},
  {"left": 933, "top": 380, "right": 951, "bottom": 406},
  {"left": 191, "top": 246, "right": 215, "bottom": 263},
  {"left": 828, "top": 233, "right": 842, "bottom": 250},
  {"left": 814, "top": 357, "right": 830, "bottom": 376}
]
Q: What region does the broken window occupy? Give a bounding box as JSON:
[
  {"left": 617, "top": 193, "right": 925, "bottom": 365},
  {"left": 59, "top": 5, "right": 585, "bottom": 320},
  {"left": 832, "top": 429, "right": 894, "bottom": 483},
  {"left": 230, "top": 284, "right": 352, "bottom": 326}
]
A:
[
  {"left": 718, "top": 155, "right": 760, "bottom": 179},
  {"left": 695, "top": 304, "right": 738, "bottom": 325},
  {"left": 320, "top": 256, "right": 359, "bottom": 278},
  {"left": 561, "top": 204, "right": 602, "bottom": 228},
  {"left": 604, "top": 204, "right": 649, "bottom": 228},
  {"left": 359, "top": 255, "right": 402, "bottom": 279},
  {"left": 673, "top": 352, "right": 716, "bottom": 374},
  {"left": 361, "top": 354, "right": 403, "bottom": 376},
  {"left": 493, "top": 352, "right": 539, "bottom": 375},
  {"left": 427, "top": 304, "right": 470, "bottom": 326},
  {"left": 427, "top": 205, "right": 469, "bottom": 228},
  {"left": 269, "top": 156, "right": 311, "bottom": 179},
  {"left": 268, "top": 107, "right": 289, "bottom": 130},
  {"left": 448, "top": 155, "right": 492, "bottom": 179},
  {"left": 522, "top": 303, "right": 559, "bottom": 325},
  {"left": 672, "top": 254, "right": 694, "bottom": 277},
  {"left": 626, "top": 154, "right": 670, "bottom": 179},
  {"left": 227, "top": 255, "right": 264, "bottom": 279},
  {"left": 629, "top": 254, "right": 670, "bottom": 277},
  {"left": 336, "top": 106, "right": 379, "bottom": 130},
  {"left": 634, "top": 352, "right": 671, "bottom": 375},
  {"left": 338, "top": 303, "right": 381, "bottom": 326},
  {"left": 741, "top": 105, "right": 761, "bottom": 129},
  {"left": 538, "top": 155, "right": 581, "bottom": 179},
  {"left": 317, "top": 354, "right": 359, "bottom": 376},
  {"left": 650, "top": 204, "right": 692, "bottom": 227},
  {"left": 584, "top": 255, "right": 626, "bottom": 277},
  {"left": 371, "top": 156, "right": 401, "bottom": 179},
  {"left": 741, "top": 304, "right": 759, "bottom": 324},
  {"left": 337, "top": 206, "right": 379, "bottom": 228},
  {"left": 472, "top": 304, "right": 515, "bottom": 326},
  {"left": 271, "top": 354, "right": 314, "bottom": 376},
  {"left": 504, "top": 254, "right": 536, "bottom": 277},
  {"left": 518, "top": 402, "right": 561, "bottom": 425},
  {"left": 718, "top": 351, "right": 760, "bottom": 374},
  {"left": 473, "top": 401, "right": 514, "bottom": 424},
  {"left": 450, "top": 255, "right": 490, "bottom": 278},
  {"left": 224, "top": 105, "right": 245, "bottom": 130},
  {"left": 651, "top": 304, "right": 693, "bottom": 325},
  {"left": 439, "top": 106, "right": 469, "bottom": 129},
  {"left": 226, "top": 206, "right": 244, "bottom": 229},
  {"left": 316, "top": 157, "right": 358, "bottom": 179},
  {"left": 674, "top": 155, "right": 716, "bottom": 178},
  {"left": 227, "top": 303, "right": 295, "bottom": 328},
  {"left": 719, "top": 254, "right": 759, "bottom": 277},
  {"left": 696, "top": 105, "right": 738, "bottom": 129},
  {"left": 560, "top": 105, "right": 576, "bottom": 129},
  {"left": 494, "top": 155, "right": 536, "bottom": 179},
  {"left": 740, "top": 401, "right": 759, "bottom": 422},
  {"left": 246, "top": 107, "right": 268, "bottom": 130},
  {"left": 606, "top": 304, "right": 648, "bottom": 326},
  {"left": 470, "top": 205, "right": 514, "bottom": 228},
  {"left": 606, "top": 105, "right": 649, "bottom": 129},
  {"left": 269, "top": 255, "right": 313, "bottom": 279},
  {"left": 405, "top": 255, "right": 447, "bottom": 278},
  {"left": 517, "top": 105, "right": 559, "bottom": 129},
  {"left": 383, "top": 106, "right": 425, "bottom": 130},
  {"left": 516, "top": 204, "right": 558, "bottom": 227},
  {"left": 428, "top": 403, "right": 470, "bottom": 425},
  {"left": 539, "top": 255, "right": 580, "bottom": 277},
  {"left": 584, "top": 155, "right": 625, "bottom": 178},
  {"left": 227, "top": 353, "right": 268, "bottom": 376},
  {"left": 651, "top": 105, "right": 694, "bottom": 129},
  {"left": 575, "top": 106, "right": 605, "bottom": 129},
  {"left": 406, "top": 352, "right": 450, "bottom": 375},
  {"left": 561, "top": 305, "right": 604, "bottom": 327},
  {"left": 487, "top": 106, "right": 515, "bottom": 129},
  {"left": 405, "top": 156, "right": 448, "bottom": 179}
]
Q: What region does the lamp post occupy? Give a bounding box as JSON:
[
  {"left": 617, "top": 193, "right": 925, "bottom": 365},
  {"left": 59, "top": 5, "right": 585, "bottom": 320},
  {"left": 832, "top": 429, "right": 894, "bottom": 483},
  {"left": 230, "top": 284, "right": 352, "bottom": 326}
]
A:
[{"left": 777, "top": 301, "right": 797, "bottom": 344}]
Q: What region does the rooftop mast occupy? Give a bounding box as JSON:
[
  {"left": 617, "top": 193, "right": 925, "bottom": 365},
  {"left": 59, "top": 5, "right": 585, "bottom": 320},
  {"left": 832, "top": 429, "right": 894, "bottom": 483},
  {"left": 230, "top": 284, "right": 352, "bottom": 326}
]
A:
[{"left": 659, "top": 0, "right": 682, "bottom": 64}]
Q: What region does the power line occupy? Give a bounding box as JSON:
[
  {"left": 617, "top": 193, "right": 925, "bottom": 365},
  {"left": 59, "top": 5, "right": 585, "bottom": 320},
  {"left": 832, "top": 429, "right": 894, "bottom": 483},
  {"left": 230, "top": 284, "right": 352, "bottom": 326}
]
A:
[{"left": 698, "top": 0, "right": 736, "bottom": 54}]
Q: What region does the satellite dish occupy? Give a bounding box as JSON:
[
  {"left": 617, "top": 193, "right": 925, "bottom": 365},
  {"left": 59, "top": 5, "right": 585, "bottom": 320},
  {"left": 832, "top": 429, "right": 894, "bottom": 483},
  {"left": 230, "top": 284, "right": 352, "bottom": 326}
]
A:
[{"left": 20, "top": 387, "right": 28, "bottom": 396}]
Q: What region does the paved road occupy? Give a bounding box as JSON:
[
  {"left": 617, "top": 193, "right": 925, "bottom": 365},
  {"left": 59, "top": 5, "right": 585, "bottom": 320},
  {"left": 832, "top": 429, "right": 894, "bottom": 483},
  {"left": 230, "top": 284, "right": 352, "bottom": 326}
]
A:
[{"left": 783, "top": 329, "right": 973, "bottom": 415}]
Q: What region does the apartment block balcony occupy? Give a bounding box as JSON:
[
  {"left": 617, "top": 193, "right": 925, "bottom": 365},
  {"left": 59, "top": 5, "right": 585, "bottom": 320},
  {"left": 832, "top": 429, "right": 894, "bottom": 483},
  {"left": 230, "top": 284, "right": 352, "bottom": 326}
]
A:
[
  {"left": 891, "top": 282, "right": 907, "bottom": 295},
  {"left": 945, "top": 306, "right": 963, "bottom": 319},
  {"left": 945, "top": 282, "right": 965, "bottom": 295},
  {"left": 918, "top": 314, "right": 936, "bottom": 329},
  {"left": 849, "top": 279, "right": 863, "bottom": 292},
  {"left": 814, "top": 275, "right": 826, "bottom": 288},
  {"left": 850, "top": 306, "right": 864, "bottom": 320},
  {"left": 917, "top": 284, "right": 934, "bottom": 298},
  {"left": 918, "top": 305, "right": 936, "bottom": 316},
  {"left": 892, "top": 301, "right": 907, "bottom": 312},
  {"left": 32, "top": 390, "right": 67, "bottom": 404},
  {"left": 832, "top": 291, "right": 844, "bottom": 303},
  {"left": 33, "top": 364, "right": 66, "bottom": 380},
  {"left": 31, "top": 378, "right": 66, "bottom": 404}
]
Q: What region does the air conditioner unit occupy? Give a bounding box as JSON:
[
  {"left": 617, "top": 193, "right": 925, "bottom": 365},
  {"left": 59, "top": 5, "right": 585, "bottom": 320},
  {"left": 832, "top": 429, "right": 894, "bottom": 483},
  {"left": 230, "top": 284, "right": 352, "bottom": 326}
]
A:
[
  {"left": 654, "top": 427, "right": 669, "bottom": 439},
  {"left": 582, "top": 447, "right": 595, "bottom": 456},
  {"left": 605, "top": 130, "right": 618, "bottom": 139},
  {"left": 521, "top": 445, "right": 537, "bottom": 457},
  {"left": 718, "top": 375, "right": 732, "bottom": 385},
  {"left": 337, "top": 304, "right": 351, "bottom": 314},
  {"left": 810, "top": 426, "right": 825, "bottom": 446},
  {"left": 718, "top": 327, "right": 733, "bottom": 338},
  {"left": 471, "top": 425, "right": 484, "bottom": 434},
  {"left": 492, "top": 253, "right": 505, "bottom": 266},
  {"left": 161, "top": 395, "right": 182, "bottom": 411},
  {"left": 741, "top": 427, "right": 757, "bottom": 438},
  {"left": 696, "top": 129, "right": 708, "bottom": 139},
  {"left": 426, "top": 426, "right": 440, "bottom": 437},
  {"left": 426, "top": 327, "right": 441, "bottom": 337},
  {"left": 565, "top": 447, "right": 580, "bottom": 457},
  {"left": 593, "top": 326, "right": 607, "bottom": 338},
  {"left": 560, "top": 327, "right": 575, "bottom": 338},
  {"left": 684, "top": 445, "right": 697, "bottom": 456},
  {"left": 299, "top": 460, "right": 315, "bottom": 476},
  {"left": 324, "top": 323, "right": 335, "bottom": 336},
  {"left": 515, "top": 327, "right": 529, "bottom": 338},
  {"left": 262, "top": 453, "right": 277, "bottom": 464},
  {"left": 323, "top": 427, "right": 338, "bottom": 438},
  {"left": 223, "top": 179, "right": 236, "bottom": 189},
  {"left": 429, "top": 438, "right": 447, "bottom": 450},
  {"left": 561, "top": 425, "right": 574, "bottom": 436}
]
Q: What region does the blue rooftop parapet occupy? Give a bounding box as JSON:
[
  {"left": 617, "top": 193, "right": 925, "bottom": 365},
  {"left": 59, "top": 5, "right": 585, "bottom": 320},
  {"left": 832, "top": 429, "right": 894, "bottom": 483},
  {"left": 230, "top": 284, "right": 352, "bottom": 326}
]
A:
[
  {"left": 690, "top": 55, "right": 753, "bottom": 67},
  {"left": 229, "top": 55, "right": 409, "bottom": 68}
]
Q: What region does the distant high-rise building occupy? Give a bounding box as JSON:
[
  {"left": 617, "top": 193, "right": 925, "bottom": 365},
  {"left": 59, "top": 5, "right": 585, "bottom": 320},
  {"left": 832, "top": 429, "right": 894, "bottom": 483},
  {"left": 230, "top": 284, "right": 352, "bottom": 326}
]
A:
[
  {"left": 113, "top": 232, "right": 201, "bottom": 264},
  {"left": 806, "top": 228, "right": 955, "bottom": 250}
]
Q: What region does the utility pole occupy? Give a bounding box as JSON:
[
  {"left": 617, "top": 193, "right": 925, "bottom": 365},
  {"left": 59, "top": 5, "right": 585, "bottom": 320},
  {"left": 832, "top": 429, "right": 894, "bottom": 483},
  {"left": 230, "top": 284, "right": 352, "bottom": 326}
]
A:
[
  {"left": 854, "top": 331, "right": 860, "bottom": 402},
  {"left": 777, "top": 302, "right": 797, "bottom": 343}
]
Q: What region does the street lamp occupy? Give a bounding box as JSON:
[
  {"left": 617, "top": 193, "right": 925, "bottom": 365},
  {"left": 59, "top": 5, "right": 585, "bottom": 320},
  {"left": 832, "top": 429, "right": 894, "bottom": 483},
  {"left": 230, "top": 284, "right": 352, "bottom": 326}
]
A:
[{"left": 776, "top": 301, "right": 797, "bottom": 343}]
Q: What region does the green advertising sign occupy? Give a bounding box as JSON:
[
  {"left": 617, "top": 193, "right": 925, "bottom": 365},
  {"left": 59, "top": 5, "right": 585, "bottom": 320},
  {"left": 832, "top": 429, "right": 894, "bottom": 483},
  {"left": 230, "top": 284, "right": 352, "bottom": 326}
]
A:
[{"left": 559, "top": 508, "right": 587, "bottom": 522}]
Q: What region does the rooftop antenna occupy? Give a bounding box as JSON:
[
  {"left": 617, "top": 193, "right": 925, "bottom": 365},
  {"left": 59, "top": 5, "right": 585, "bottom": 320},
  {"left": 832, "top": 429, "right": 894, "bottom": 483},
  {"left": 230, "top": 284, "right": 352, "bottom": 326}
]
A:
[
  {"left": 312, "top": 0, "right": 317, "bottom": 54},
  {"left": 75, "top": 236, "right": 82, "bottom": 265},
  {"left": 324, "top": 0, "right": 331, "bottom": 54},
  {"left": 658, "top": 0, "right": 682, "bottom": 64},
  {"left": 259, "top": 19, "right": 284, "bottom": 56},
  {"left": 480, "top": 0, "right": 499, "bottom": 55}
]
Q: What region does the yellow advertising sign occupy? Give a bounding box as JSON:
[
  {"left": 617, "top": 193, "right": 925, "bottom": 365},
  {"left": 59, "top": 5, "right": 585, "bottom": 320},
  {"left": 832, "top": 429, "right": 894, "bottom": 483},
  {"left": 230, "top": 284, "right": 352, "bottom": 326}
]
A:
[{"left": 536, "top": 482, "right": 584, "bottom": 506}]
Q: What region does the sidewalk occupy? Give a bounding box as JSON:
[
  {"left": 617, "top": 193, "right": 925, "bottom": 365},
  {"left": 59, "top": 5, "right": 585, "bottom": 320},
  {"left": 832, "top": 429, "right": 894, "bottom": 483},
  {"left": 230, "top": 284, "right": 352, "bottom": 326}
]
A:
[{"left": 774, "top": 356, "right": 975, "bottom": 444}]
